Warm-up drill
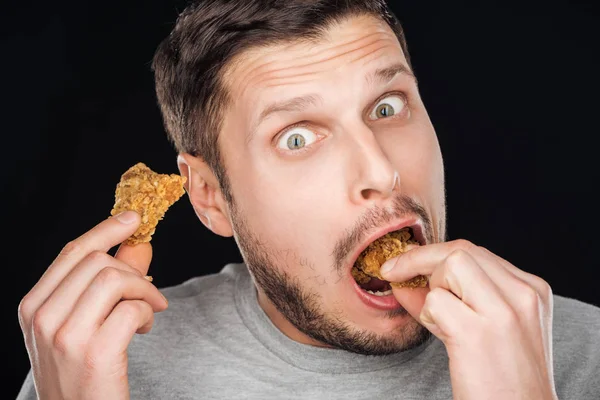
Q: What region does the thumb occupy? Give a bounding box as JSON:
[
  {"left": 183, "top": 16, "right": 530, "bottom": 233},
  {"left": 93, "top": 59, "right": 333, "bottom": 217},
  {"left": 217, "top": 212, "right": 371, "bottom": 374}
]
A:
[
  {"left": 392, "top": 286, "right": 429, "bottom": 321},
  {"left": 114, "top": 242, "right": 153, "bottom": 276}
]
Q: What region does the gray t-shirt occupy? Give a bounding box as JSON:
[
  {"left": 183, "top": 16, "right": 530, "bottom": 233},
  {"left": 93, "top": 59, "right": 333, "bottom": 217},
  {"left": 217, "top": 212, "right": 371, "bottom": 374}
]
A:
[{"left": 16, "top": 263, "right": 600, "bottom": 399}]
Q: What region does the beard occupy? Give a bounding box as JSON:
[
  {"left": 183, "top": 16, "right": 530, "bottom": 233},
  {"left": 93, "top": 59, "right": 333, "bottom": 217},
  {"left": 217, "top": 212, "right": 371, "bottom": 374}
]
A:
[{"left": 229, "top": 193, "right": 441, "bottom": 356}]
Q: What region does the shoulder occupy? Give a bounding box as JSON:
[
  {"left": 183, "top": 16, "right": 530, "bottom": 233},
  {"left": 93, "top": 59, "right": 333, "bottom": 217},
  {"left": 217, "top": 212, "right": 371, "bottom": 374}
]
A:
[
  {"left": 154, "top": 262, "right": 248, "bottom": 324},
  {"left": 552, "top": 294, "right": 600, "bottom": 334},
  {"left": 126, "top": 262, "right": 250, "bottom": 367},
  {"left": 552, "top": 294, "right": 600, "bottom": 399},
  {"left": 129, "top": 262, "right": 250, "bottom": 347},
  {"left": 15, "top": 369, "right": 36, "bottom": 400},
  {"left": 158, "top": 262, "right": 246, "bottom": 302}
]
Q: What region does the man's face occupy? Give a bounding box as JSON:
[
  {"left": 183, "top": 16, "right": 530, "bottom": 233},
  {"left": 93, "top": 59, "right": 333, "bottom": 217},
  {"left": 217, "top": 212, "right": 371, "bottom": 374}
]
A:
[{"left": 219, "top": 15, "right": 445, "bottom": 354}]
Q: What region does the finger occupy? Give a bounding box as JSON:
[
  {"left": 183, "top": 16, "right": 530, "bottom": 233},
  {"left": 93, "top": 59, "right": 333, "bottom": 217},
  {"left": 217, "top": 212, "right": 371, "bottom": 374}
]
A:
[
  {"left": 380, "top": 239, "right": 513, "bottom": 294},
  {"left": 380, "top": 240, "right": 466, "bottom": 282},
  {"left": 382, "top": 240, "right": 521, "bottom": 315},
  {"left": 475, "top": 247, "right": 554, "bottom": 355},
  {"left": 428, "top": 249, "right": 507, "bottom": 313},
  {"left": 32, "top": 252, "right": 144, "bottom": 333},
  {"left": 91, "top": 300, "right": 155, "bottom": 356},
  {"left": 479, "top": 247, "right": 552, "bottom": 300},
  {"left": 419, "top": 287, "right": 477, "bottom": 344},
  {"left": 391, "top": 286, "right": 429, "bottom": 319},
  {"left": 22, "top": 211, "right": 141, "bottom": 315},
  {"left": 114, "top": 242, "right": 153, "bottom": 277},
  {"left": 391, "top": 249, "right": 506, "bottom": 316},
  {"left": 453, "top": 246, "right": 552, "bottom": 319},
  {"left": 61, "top": 267, "right": 168, "bottom": 338}
]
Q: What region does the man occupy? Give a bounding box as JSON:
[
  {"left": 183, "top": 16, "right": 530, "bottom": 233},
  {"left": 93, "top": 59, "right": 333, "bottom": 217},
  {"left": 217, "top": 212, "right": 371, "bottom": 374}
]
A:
[{"left": 16, "top": 0, "right": 600, "bottom": 399}]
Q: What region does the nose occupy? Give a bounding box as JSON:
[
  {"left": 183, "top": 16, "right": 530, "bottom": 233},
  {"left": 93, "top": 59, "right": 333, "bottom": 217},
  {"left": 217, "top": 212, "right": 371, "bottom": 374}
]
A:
[{"left": 347, "top": 124, "right": 399, "bottom": 205}]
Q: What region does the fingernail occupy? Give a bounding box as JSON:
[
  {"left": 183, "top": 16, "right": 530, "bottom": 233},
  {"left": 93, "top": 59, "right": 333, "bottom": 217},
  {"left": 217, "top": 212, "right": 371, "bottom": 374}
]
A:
[
  {"left": 380, "top": 258, "right": 397, "bottom": 276},
  {"left": 160, "top": 292, "right": 169, "bottom": 306},
  {"left": 115, "top": 210, "right": 137, "bottom": 224}
]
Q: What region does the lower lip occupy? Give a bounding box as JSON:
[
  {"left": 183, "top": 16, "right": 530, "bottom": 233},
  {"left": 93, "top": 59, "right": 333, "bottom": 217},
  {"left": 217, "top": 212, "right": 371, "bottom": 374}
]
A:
[{"left": 350, "top": 273, "right": 402, "bottom": 311}]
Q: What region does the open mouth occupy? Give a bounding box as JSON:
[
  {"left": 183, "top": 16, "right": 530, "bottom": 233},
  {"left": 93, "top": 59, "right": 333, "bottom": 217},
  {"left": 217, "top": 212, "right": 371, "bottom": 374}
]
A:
[{"left": 350, "top": 226, "right": 427, "bottom": 297}]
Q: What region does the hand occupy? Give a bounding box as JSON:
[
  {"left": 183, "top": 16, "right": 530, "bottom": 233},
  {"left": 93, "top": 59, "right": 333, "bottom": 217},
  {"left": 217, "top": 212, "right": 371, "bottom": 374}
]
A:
[
  {"left": 381, "top": 239, "right": 557, "bottom": 400},
  {"left": 18, "top": 211, "right": 169, "bottom": 400}
]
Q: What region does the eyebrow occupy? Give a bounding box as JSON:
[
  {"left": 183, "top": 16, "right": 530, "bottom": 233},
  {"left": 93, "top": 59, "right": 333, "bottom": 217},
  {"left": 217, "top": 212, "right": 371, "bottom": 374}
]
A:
[
  {"left": 248, "top": 94, "right": 322, "bottom": 143},
  {"left": 248, "top": 63, "right": 416, "bottom": 142},
  {"left": 367, "top": 63, "right": 417, "bottom": 87},
  {"left": 257, "top": 94, "right": 322, "bottom": 125}
]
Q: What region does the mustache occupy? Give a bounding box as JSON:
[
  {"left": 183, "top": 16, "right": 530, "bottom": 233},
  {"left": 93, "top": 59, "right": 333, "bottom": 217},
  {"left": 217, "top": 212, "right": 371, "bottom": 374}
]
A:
[{"left": 331, "top": 194, "right": 432, "bottom": 273}]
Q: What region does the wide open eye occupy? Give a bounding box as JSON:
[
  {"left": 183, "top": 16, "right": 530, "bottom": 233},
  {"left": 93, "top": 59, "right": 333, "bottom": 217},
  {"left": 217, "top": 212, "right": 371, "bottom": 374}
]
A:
[
  {"left": 369, "top": 94, "right": 407, "bottom": 120},
  {"left": 277, "top": 127, "right": 318, "bottom": 151}
]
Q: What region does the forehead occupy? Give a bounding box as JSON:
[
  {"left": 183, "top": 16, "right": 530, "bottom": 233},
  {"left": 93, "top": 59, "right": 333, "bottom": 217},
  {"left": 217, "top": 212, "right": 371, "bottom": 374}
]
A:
[{"left": 222, "top": 15, "right": 408, "bottom": 105}]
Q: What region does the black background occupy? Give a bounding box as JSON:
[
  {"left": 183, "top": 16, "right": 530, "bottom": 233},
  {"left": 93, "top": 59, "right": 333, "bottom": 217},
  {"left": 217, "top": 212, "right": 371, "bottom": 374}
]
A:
[{"left": 3, "top": 0, "right": 599, "bottom": 397}]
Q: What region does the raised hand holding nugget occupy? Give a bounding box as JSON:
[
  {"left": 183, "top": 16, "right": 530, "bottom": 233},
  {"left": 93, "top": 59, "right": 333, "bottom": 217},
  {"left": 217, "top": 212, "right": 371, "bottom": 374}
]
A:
[
  {"left": 17, "top": 212, "right": 167, "bottom": 400},
  {"left": 380, "top": 240, "right": 558, "bottom": 400},
  {"left": 17, "top": 162, "right": 185, "bottom": 400}
]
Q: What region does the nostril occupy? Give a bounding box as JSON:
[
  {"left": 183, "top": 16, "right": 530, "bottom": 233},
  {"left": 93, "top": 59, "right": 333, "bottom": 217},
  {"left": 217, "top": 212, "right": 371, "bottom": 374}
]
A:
[{"left": 360, "top": 188, "right": 377, "bottom": 200}]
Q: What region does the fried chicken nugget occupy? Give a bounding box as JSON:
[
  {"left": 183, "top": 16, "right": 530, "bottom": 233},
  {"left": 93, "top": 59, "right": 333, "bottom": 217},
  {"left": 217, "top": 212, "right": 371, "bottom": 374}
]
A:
[
  {"left": 110, "top": 162, "right": 187, "bottom": 245},
  {"left": 353, "top": 228, "right": 428, "bottom": 289}
]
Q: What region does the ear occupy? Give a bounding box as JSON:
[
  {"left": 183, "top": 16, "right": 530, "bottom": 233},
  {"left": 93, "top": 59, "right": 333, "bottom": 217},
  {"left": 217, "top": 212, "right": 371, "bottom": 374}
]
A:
[{"left": 177, "top": 153, "right": 233, "bottom": 237}]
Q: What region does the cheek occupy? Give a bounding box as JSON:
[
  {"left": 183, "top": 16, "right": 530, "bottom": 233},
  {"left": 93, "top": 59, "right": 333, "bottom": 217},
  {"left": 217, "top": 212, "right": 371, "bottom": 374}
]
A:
[
  {"left": 383, "top": 121, "right": 443, "bottom": 192},
  {"left": 234, "top": 140, "right": 343, "bottom": 231},
  {"left": 229, "top": 163, "right": 339, "bottom": 274},
  {"left": 235, "top": 175, "right": 351, "bottom": 300}
]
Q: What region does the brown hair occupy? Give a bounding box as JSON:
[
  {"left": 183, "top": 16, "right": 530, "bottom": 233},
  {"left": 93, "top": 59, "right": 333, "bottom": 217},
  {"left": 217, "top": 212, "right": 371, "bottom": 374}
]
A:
[{"left": 152, "top": 0, "right": 411, "bottom": 202}]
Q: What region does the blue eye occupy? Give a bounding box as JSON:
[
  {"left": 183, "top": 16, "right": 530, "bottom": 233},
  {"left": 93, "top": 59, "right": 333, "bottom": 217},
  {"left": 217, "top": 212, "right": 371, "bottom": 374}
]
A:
[
  {"left": 369, "top": 95, "right": 406, "bottom": 120},
  {"left": 277, "top": 127, "right": 317, "bottom": 151}
]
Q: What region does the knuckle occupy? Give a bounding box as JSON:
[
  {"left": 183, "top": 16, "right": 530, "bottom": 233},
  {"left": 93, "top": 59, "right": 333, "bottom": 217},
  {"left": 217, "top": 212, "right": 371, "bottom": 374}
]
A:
[
  {"left": 53, "top": 326, "right": 77, "bottom": 355},
  {"left": 119, "top": 301, "right": 143, "bottom": 324},
  {"left": 60, "top": 241, "right": 82, "bottom": 257},
  {"left": 451, "top": 239, "right": 475, "bottom": 252},
  {"left": 31, "top": 308, "right": 53, "bottom": 340},
  {"left": 445, "top": 249, "right": 469, "bottom": 273},
  {"left": 476, "top": 245, "right": 491, "bottom": 254},
  {"left": 534, "top": 276, "right": 553, "bottom": 300},
  {"left": 520, "top": 285, "right": 541, "bottom": 314},
  {"left": 85, "top": 250, "right": 110, "bottom": 264},
  {"left": 17, "top": 295, "right": 35, "bottom": 328},
  {"left": 96, "top": 266, "right": 123, "bottom": 287},
  {"left": 541, "top": 280, "right": 553, "bottom": 301}
]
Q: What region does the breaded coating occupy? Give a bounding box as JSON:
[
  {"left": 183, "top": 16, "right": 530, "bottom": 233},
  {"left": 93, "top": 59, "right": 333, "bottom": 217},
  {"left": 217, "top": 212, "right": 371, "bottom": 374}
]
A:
[
  {"left": 390, "top": 275, "right": 428, "bottom": 289},
  {"left": 353, "top": 227, "right": 428, "bottom": 289},
  {"left": 110, "top": 162, "right": 187, "bottom": 245},
  {"left": 351, "top": 268, "right": 372, "bottom": 285}
]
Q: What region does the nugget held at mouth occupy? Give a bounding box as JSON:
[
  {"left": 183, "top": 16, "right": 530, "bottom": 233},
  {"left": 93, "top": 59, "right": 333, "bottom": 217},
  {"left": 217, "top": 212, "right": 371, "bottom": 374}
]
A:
[
  {"left": 110, "top": 162, "right": 187, "bottom": 245},
  {"left": 352, "top": 227, "right": 428, "bottom": 289}
]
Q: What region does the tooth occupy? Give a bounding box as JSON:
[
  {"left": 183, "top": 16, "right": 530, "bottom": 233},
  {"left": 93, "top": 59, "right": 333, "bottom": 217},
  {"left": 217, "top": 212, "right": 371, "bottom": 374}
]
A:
[{"left": 365, "top": 289, "right": 393, "bottom": 296}]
